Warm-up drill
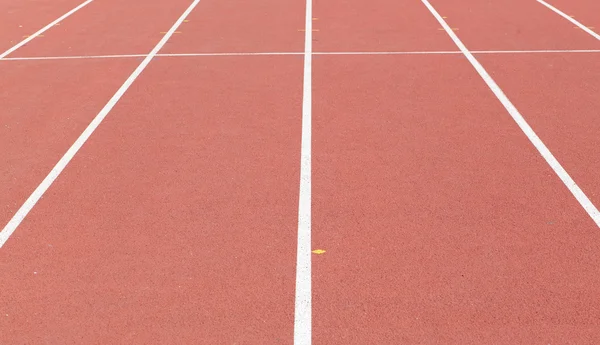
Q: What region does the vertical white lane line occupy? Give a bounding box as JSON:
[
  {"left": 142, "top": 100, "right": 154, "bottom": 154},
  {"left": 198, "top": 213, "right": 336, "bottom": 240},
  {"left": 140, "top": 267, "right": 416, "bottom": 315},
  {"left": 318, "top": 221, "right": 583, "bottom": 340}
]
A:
[
  {"left": 421, "top": 0, "right": 600, "bottom": 228},
  {"left": 0, "top": 0, "right": 94, "bottom": 59},
  {"left": 0, "top": 0, "right": 202, "bottom": 248},
  {"left": 294, "top": 0, "right": 312, "bottom": 341},
  {"left": 536, "top": 0, "right": 600, "bottom": 42}
]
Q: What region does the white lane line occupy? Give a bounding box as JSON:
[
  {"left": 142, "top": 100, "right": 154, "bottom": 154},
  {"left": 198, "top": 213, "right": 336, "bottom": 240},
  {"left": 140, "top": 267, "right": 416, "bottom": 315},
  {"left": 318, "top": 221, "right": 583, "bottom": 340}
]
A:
[
  {"left": 471, "top": 49, "right": 600, "bottom": 54},
  {"left": 0, "top": 52, "right": 302, "bottom": 61},
  {"left": 422, "top": 0, "right": 600, "bottom": 228},
  {"left": 315, "top": 49, "right": 600, "bottom": 55},
  {"left": 1, "top": 54, "right": 147, "bottom": 61},
  {"left": 3, "top": 49, "right": 600, "bottom": 62},
  {"left": 314, "top": 50, "right": 460, "bottom": 55},
  {"left": 537, "top": 0, "right": 600, "bottom": 41},
  {"left": 0, "top": 0, "right": 202, "bottom": 248},
  {"left": 0, "top": 0, "right": 94, "bottom": 59},
  {"left": 159, "top": 52, "right": 303, "bottom": 57},
  {"left": 294, "top": 0, "right": 312, "bottom": 341}
]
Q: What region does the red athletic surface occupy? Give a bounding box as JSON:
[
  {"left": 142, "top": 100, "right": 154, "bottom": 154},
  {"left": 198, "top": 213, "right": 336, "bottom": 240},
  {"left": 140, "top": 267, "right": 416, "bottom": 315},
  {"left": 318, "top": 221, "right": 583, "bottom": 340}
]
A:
[
  {"left": 0, "top": 56, "right": 302, "bottom": 343},
  {"left": 312, "top": 54, "right": 600, "bottom": 344},
  {"left": 162, "top": 0, "right": 304, "bottom": 53},
  {"left": 0, "top": 0, "right": 83, "bottom": 53},
  {"left": 2, "top": 0, "right": 600, "bottom": 343},
  {"left": 428, "top": 0, "right": 600, "bottom": 51},
  {"left": 547, "top": 0, "right": 600, "bottom": 32},
  {"left": 10, "top": 0, "right": 192, "bottom": 57},
  {"left": 0, "top": 59, "right": 138, "bottom": 226},
  {"left": 313, "top": 0, "right": 455, "bottom": 52},
  {"left": 480, "top": 53, "right": 600, "bottom": 207}
]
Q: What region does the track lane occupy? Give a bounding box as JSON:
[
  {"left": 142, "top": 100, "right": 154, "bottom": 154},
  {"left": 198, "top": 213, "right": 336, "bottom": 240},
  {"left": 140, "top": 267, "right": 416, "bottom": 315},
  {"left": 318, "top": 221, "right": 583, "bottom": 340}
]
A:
[
  {"left": 539, "top": 0, "right": 600, "bottom": 35},
  {"left": 0, "top": 0, "right": 86, "bottom": 53},
  {"left": 0, "top": 56, "right": 302, "bottom": 343},
  {"left": 2, "top": 0, "right": 306, "bottom": 341},
  {"left": 0, "top": 58, "right": 140, "bottom": 231},
  {"left": 478, "top": 53, "right": 600, "bottom": 221},
  {"left": 161, "top": 0, "right": 304, "bottom": 53},
  {"left": 1, "top": 0, "right": 201, "bottom": 241},
  {"left": 427, "top": 0, "right": 600, "bottom": 50},
  {"left": 428, "top": 0, "right": 600, "bottom": 221},
  {"left": 312, "top": 54, "right": 600, "bottom": 344},
  {"left": 310, "top": 1, "right": 600, "bottom": 342},
  {"left": 10, "top": 0, "right": 191, "bottom": 57},
  {"left": 312, "top": 0, "right": 454, "bottom": 52}
]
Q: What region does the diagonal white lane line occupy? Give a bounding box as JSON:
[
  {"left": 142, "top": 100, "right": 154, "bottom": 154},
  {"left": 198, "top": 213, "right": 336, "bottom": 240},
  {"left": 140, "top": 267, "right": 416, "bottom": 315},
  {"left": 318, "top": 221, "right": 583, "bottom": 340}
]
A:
[
  {"left": 537, "top": 0, "right": 600, "bottom": 42},
  {"left": 0, "top": 0, "right": 94, "bottom": 59},
  {"left": 0, "top": 0, "right": 203, "bottom": 248},
  {"left": 421, "top": 0, "right": 600, "bottom": 228}
]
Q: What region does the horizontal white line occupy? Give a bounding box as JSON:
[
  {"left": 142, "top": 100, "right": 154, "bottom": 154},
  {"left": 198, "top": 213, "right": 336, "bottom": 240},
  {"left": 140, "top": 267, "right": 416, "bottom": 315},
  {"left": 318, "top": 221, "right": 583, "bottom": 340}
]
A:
[
  {"left": 472, "top": 49, "right": 600, "bottom": 54},
  {"left": 317, "top": 49, "right": 600, "bottom": 55},
  {"left": 1, "top": 49, "right": 600, "bottom": 61},
  {"left": 314, "top": 50, "right": 461, "bottom": 55},
  {"left": 1, "top": 54, "right": 147, "bottom": 61},
  {"left": 159, "top": 52, "right": 303, "bottom": 57},
  {"left": 0, "top": 52, "right": 302, "bottom": 61}
]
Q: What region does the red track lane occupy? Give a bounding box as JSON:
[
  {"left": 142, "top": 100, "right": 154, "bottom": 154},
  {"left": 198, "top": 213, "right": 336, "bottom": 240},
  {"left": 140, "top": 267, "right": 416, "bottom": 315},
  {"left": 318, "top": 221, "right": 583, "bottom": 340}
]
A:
[
  {"left": 312, "top": 0, "right": 455, "bottom": 52},
  {"left": 428, "top": 0, "right": 600, "bottom": 51},
  {"left": 0, "top": 56, "right": 303, "bottom": 343},
  {"left": 10, "top": 0, "right": 191, "bottom": 57},
  {"left": 312, "top": 55, "right": 600, "bottom": 344},
  {"left": 0, "top": 59, "right": 139, "bottom": 229},
  {"left": 544, "top": 0, "right": 600, "bottom": 32},
  {"left": 0, "top": 0, "right": 84, "bottom": 53},
  {"left": 161, "top": 0, "right": 304, "bottom": 53},
  {"left": 479, "top": 53, "right": 600, "bottom": 214}
]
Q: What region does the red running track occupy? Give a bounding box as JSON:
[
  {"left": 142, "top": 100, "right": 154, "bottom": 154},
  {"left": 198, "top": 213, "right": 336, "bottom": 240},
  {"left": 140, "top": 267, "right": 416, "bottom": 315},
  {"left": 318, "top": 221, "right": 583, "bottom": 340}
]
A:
[
  {"left": 0, "top": 0, "right": 85, "bottom": 53},
  {"left": 161, "top": 0, "right": 304, "bottom": 53},
  {"left": 543, "top": 0, "right": 600, "bottom": 33},
  {"left": 2, "top": 0, "right": 600, "bottom": 343},
  {"left": 1, "top": 0, "right": 305, "bottom": 343},
  {"left": 9, "top": 0, "right": 192, "bottom": 57},
  {"left": 447, "top": 0, "right": 600, "bottom": 223},
  {"left": 0, "top": 0, "right": 201, "bottom": 242},
  {"left": 428, "top": 0, "right": 600, "bottom": 51},
  {"left": 480, "top": 53, "right": 600, "bottom": 205},
  {"left": 0, "top": 56, "right": 303, "bottom": 343},
  {"left": 312, "top": 0, "right": 455, "bottom": 52},
  {"left": 312, "top": 0, "right": 600, "bottom": 343},
  {"left": 0, "top": 59, "right": 138, "bottom": 228},
  {"left": 312, "top": 53, "right": 600, "bottom": 344}
]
